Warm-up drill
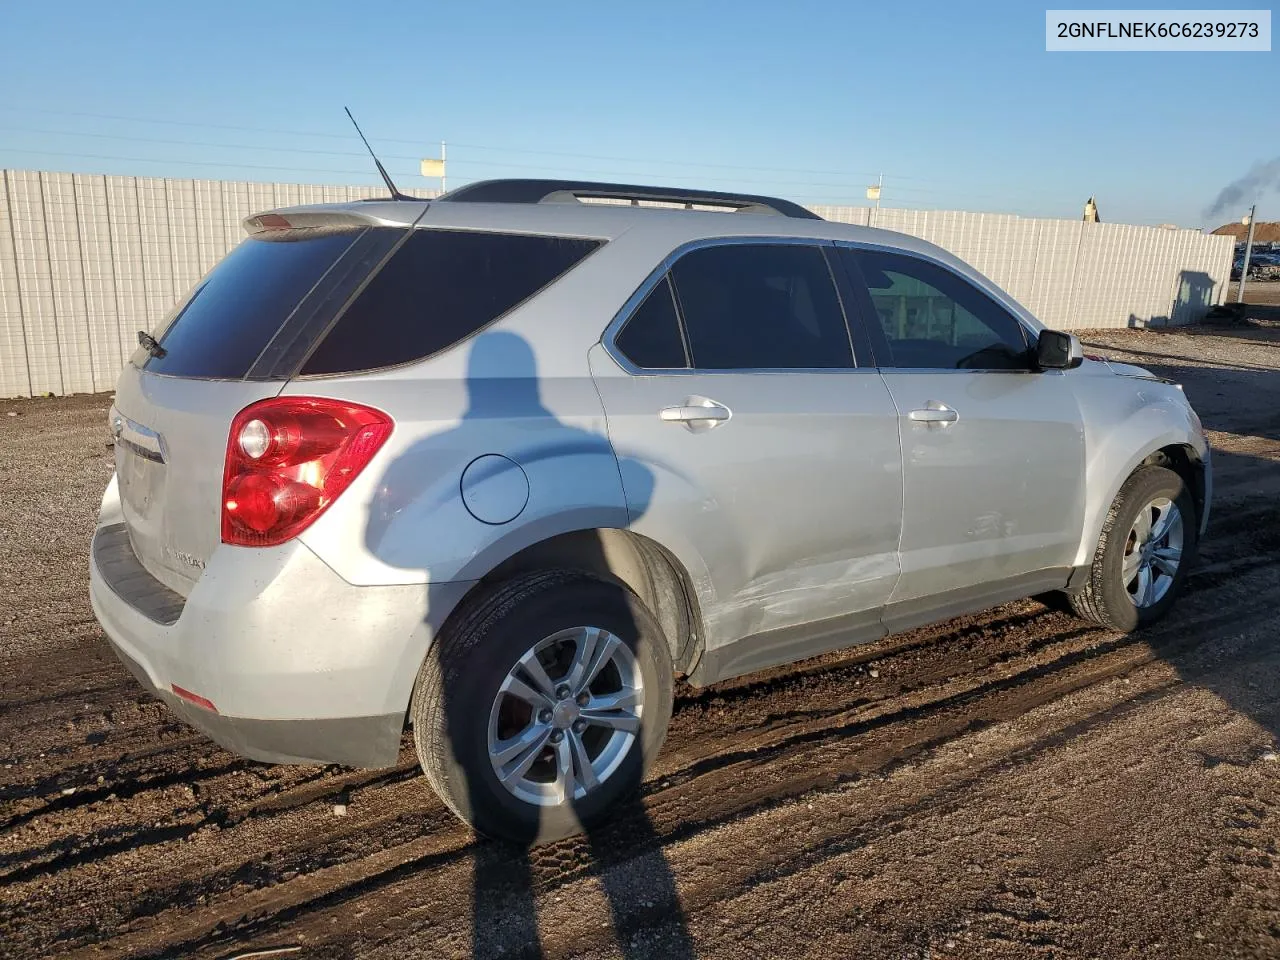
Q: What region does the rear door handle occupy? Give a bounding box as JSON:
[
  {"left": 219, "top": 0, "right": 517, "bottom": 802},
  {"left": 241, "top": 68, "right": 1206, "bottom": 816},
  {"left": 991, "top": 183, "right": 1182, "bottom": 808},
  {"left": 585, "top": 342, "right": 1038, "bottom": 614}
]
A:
[
  {"left": 907, "top": 402, "right": 958, "bottom": 425},
  {"left": 660, "top": 405, "right": 731, "bottom": 423},
  {"left": 660, "top": 396, "right": 732, "bottom": 431}
]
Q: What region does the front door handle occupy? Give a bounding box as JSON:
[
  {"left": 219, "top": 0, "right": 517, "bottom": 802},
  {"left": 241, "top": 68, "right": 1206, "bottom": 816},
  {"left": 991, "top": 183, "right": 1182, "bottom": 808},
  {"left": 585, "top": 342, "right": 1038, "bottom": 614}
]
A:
[
  {"left": 660, "top": 396, "right": 732, "bottom": 432},
  {"left": 908, "top": 401, "right": 959, "bottom": 425}
]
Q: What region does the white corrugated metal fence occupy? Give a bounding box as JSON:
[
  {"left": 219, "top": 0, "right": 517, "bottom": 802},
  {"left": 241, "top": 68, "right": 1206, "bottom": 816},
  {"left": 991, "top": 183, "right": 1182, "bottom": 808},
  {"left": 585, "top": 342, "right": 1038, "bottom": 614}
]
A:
[
  {"left": 1, "top": 169, "right": 1233, "bottom": 398},
  {"left": 810, "top": 205, "right": 1233, "bottom": 333},
  {"left": 0, "top": 170, "right": 434, "bottom": 398}
]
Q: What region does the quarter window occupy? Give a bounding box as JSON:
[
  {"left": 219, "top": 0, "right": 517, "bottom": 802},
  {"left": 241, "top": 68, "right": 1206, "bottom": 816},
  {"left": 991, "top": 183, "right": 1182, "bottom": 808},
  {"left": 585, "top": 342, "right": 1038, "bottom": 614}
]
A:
[
  {"left": 302, "top": 229, "right": 602, "bottom": 375},
  {"left": 671, "top": 244, "right": 853, "bottom": 370},
  {"left": 845, "top": 249, "right": 1030, "bottom": 370},
  {"left": 614, "top": 277, "right": 688, "bottom": 369}
]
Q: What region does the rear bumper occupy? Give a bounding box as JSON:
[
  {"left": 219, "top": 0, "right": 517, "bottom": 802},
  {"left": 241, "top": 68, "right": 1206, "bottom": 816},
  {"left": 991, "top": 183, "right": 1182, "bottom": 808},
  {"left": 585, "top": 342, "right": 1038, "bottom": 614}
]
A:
[
  {"left": 106, "top": 639, "right": 403, "bottom": 766},
  {"left": 90, "top": 513, "right": 474, "bottom": 768}
]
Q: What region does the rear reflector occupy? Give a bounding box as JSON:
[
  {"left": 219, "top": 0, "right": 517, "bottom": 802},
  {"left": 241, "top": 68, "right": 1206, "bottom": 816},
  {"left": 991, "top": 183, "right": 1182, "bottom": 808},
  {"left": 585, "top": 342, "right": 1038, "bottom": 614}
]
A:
[
  {"left": 221, "top": 396, "right": 393, "bottom": 547},
  {"left": 171, "top": 684, "right": 219, "bottom": 713}
]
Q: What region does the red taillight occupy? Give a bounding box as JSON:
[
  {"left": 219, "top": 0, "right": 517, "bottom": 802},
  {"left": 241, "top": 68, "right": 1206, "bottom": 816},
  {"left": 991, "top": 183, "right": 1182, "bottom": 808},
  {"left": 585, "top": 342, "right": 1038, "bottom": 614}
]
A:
[{"left": 221, "top": 397, "right": 393, "bottom": 547}]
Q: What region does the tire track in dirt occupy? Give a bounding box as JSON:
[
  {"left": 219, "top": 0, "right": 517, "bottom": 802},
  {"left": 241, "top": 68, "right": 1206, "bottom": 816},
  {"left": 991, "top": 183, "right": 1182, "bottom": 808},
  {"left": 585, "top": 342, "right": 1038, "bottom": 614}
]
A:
[
  {"left": 56, "top": 557, "right": 1280, "bottom": 960},
  {"left": 554, "top": 630, "right": 1278, "bottom": 960},
  {"left": 0, "top": 609, "right": 1100, "bottom": 942},
  {"left": 10, "top": 519, "right": 1280, "bottom": 959},
  {"left": 3, "top": 599, "right": 1119, "bottom": 955},
  {"left": 337, "top": 624, "right": 1274, "bottom": 960}
]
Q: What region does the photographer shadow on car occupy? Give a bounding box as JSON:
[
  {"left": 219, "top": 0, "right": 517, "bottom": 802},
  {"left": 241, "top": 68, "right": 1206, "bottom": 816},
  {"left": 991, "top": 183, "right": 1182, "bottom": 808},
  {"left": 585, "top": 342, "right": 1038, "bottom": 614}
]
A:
[{"left": 365, "top": 330, "right": 695, "bottom": 959}]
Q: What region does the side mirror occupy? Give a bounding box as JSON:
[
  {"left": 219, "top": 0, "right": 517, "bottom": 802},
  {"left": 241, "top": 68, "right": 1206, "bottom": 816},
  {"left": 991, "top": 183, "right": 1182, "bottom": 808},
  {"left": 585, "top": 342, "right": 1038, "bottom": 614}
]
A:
[{"left": 1035, "top": 329, "right": 1083, "bottom": 370}]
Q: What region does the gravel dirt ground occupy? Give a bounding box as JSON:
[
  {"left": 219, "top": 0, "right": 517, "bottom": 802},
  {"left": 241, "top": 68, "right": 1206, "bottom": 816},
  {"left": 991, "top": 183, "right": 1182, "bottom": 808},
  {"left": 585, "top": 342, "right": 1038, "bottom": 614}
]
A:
[{"left": 2, "top": 323, "right": 1279, "bottom": 960}]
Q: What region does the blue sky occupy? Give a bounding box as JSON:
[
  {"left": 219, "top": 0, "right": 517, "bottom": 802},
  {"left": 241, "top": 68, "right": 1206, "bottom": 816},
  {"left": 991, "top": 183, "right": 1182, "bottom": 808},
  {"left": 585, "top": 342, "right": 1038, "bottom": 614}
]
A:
[{"left": 1, "top": 1, "right": 1275, "bottom": 229}]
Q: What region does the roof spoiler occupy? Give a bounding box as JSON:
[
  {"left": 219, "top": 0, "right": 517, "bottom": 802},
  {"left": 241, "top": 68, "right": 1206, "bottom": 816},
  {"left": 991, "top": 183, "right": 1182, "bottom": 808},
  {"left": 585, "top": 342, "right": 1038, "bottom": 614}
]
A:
[
  {"left": 436, "top": 178, "right": 822, "bottom": 220},
  {"left": 241, "top": 205, "right": 430, "bottom": 235}
]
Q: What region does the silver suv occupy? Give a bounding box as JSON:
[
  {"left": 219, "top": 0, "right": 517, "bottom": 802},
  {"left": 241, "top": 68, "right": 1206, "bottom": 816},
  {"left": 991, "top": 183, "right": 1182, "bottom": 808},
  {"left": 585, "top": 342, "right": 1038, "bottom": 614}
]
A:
[{"left": 90, "top": 179, "right": 1211, "bottom": 841}]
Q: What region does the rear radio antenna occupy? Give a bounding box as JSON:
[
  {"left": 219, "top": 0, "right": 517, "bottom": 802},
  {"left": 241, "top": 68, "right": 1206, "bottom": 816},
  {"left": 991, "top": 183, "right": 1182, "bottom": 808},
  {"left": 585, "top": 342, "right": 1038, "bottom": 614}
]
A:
[{"left": 344, "top": 106, "right": 413, "bottom": 201}]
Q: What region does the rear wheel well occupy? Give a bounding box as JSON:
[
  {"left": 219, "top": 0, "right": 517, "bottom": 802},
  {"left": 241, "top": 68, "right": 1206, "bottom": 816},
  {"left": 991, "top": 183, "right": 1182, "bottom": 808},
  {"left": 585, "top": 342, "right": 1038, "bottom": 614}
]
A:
[{"left": 481, "top": 529, "right": 703, "bottom": 676}]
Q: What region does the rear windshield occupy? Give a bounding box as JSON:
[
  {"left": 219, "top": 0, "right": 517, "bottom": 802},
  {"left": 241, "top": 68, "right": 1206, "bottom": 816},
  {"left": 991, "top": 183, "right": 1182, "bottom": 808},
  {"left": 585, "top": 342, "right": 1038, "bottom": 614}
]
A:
[
  {"left": 137, "top": 226, "right": 602, "bottom": 380},
  {"left": 300, "top": 229, "right": 602, "bottom": 375},
  {"left": 140, "top": 230, "right": 364, "bottom": 379}
]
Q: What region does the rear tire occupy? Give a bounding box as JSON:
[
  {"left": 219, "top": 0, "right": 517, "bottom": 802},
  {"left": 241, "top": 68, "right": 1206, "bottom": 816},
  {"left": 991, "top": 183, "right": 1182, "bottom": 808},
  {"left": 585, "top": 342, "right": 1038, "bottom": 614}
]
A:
[
  {"left": 410, "top": 570, "right": 674, "bottom": 844},
  {"left": 1069, "top": 465, "right": 1196, "bottom": 632}
]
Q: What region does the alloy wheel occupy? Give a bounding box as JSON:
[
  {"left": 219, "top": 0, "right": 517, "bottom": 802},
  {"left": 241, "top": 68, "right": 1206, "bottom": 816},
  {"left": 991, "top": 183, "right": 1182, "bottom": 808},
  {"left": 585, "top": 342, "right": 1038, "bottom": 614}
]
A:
[
  {"left": 487, "top": 626, "right": 643, "bottom": 806},
  {"left": 1122, "top": 496, "right": 1184, "bottom": 608}
]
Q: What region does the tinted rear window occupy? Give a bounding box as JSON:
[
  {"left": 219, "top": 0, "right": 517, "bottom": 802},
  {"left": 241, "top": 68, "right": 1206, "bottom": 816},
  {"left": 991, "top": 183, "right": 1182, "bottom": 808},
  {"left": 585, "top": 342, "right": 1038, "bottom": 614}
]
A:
[
  {"left": 141, "top": 230, "right": 362, "bottom": 379},
  {"left": 671, "top": 243, "right": 853, "bottom": 370},
  {"left": 300, "top": 229, "right": 603, "bottom": 375}
]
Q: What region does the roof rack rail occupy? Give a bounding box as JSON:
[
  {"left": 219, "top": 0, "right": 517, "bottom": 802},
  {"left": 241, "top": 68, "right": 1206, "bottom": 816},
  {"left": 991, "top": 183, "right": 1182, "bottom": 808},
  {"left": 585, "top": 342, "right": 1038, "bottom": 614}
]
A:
[{"left": 435, "top": 178, "right": 822, "bottom": 220}]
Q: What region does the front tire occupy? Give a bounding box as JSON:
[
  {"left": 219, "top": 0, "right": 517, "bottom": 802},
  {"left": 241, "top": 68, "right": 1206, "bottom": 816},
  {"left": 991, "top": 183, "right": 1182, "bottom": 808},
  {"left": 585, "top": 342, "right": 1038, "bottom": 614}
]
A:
[
  {"left": 410, "top": 571, "right": 674, "bottom": 844},
  {"left": 1069, "top": 464, "right": 1197, "bottom": 631}
]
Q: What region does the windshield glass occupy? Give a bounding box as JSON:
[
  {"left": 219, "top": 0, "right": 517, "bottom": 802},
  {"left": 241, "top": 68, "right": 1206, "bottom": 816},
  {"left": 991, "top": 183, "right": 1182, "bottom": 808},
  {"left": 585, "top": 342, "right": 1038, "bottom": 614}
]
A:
[{"left": 137, "top": 229, "right": 363, "bottom": 379}]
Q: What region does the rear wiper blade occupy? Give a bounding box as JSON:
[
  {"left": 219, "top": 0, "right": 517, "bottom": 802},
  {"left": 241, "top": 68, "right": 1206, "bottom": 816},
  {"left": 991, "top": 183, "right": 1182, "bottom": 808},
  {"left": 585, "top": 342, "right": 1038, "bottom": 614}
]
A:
[{"left": 137, "top": 331, "right": 167, "bottom": 359}]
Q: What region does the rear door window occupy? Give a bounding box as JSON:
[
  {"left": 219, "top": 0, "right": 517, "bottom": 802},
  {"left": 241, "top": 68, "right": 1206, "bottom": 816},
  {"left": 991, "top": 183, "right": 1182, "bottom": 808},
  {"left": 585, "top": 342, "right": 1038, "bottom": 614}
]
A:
[
  {"left": 670, "top": 243, "right": 853, "bottom": 370},
  {"left": 140, "top": 230, "right": 365, "bottom": 379},
  {"left": 300, "top": 229, "right": 602, "bottom": 375}
]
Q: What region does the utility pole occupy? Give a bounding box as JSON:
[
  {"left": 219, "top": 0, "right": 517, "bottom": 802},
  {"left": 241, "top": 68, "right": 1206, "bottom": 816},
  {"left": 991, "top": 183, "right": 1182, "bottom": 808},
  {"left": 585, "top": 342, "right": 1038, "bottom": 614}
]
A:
[
  {"left": 440, "top": 141, "right": 447, "bottom": 195},
  {"left": 866, "top": 173, "right": 883, "bottom": 223},
  {"left": 1237, "top": 203, "right": 1257, "bottom": 304}
]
